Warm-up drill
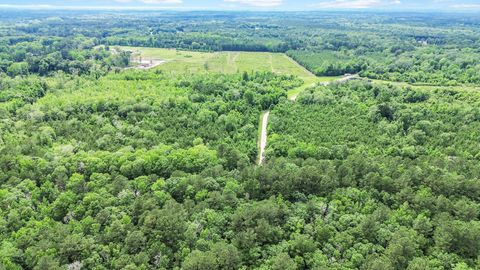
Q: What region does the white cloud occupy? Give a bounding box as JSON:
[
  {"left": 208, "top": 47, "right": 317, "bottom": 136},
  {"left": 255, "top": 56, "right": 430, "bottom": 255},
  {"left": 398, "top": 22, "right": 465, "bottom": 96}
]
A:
[
  {"left": 0, "top": 4, "right": 54, "bottom": 8},
  {"left": 0, "top": 4, "right": 182, "bottom": 10},
  {"left": 142, "top": 0, "right": 182, "bottom": 3},
  {"left": 313, "top": 0, "right": 401, "bottom": 9},
  {"left": 114, "top": 0, "right": 182, "bottom": 3},
  {"left": 224, "top": 0, "right": 283, "bottom": 7},
  {"left": 451, "top": 4, "right": 480, "bottom": 9}
]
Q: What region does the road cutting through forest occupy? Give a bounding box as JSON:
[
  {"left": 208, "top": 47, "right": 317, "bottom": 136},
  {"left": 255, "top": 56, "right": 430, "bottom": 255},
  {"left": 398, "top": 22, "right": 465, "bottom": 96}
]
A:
[{"left": 257, "top": 74, "right": 359, "bottom": 165}]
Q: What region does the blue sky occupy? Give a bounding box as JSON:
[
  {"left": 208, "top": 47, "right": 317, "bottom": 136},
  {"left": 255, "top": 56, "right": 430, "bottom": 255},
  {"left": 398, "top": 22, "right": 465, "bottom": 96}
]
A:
[{"left": 1, "top": 0, "right": 480, "bottom": 11}]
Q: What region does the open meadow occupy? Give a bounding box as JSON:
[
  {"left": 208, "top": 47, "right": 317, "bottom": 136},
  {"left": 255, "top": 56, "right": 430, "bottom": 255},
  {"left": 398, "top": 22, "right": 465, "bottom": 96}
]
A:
[
  {"left": 118, "top": 46, "right": 341, "bottom": 98},
  {"left": 119, "top": 46, "right": 312, "bottom": 77}
]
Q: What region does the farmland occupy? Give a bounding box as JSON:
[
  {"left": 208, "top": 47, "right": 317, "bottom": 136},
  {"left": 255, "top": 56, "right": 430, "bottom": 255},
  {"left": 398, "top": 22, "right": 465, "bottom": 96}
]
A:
[
  {"left": 120, "top": 46, "right": 309, "bottom": 76},
  {"left": 120, "top": 46, "right": 342, "bottom": 98},
  {"left": 1, "top": 9, "right": 480, "bottom": 270}
]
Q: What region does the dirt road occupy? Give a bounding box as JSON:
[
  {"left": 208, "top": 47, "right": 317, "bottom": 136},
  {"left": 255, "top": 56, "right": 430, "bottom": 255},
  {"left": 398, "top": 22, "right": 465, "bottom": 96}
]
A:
[
  {"left": 258, "top": 111, "right": 270, "bottom": 165},
  {"left": 257, "top": 74, "right": 358, "bottom": 165}
]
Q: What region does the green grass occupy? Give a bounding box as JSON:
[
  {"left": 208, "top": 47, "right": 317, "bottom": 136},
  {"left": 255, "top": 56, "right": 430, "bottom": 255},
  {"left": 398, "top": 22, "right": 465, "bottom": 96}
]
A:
[
  {"left": 119, "top": 47, "right": 314, "bottom": 77},
  {"left": 118, "top": 46, "right": 346, "bottom": 100},
  {"left": 287, "top": 76, "right": 342, "bottom": 100}
]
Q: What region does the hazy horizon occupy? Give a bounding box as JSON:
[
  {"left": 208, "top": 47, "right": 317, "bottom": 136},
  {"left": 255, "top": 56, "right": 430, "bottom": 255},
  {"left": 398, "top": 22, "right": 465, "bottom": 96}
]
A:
[{"left": 1, "top": 0, "right": 480, "bottom": 12}]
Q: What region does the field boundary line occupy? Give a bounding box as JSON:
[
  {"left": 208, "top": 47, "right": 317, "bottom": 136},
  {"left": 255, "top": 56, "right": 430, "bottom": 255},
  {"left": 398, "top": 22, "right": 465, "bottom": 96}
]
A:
[{"left": 283, "top": 54, "right": 316, "bottom": 77}]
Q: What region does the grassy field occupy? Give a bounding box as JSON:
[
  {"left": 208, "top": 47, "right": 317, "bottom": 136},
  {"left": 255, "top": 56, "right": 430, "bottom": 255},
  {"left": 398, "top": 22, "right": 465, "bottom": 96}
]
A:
[
  {"left": 119, "top": 46, "right": 314, "bottom": 77},
  {"left": 118, "top": 47, "right": 480, "bottom": 95},
  {"left": 120, "top": 47, "right": 480, "bottom": 100},
  {"left": 117, "top": 46, "right": 346, "bottom": 100}
]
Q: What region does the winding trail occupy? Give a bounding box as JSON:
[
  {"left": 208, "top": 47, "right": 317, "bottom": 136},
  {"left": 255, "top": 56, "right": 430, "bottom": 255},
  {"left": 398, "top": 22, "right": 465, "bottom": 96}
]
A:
[{"left": 257, "top": 73, "right": 359, "bottom": 165}]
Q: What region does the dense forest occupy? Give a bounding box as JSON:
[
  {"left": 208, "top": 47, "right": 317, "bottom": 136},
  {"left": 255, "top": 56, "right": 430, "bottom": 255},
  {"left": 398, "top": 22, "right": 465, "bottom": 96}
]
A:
[
  {"left": 0, "top": 34, "right": 130, "bottom": 77},
  {"left": 3, "top": 11, "right": 480, "bottom": 84},
  {"left": 0, "top": 10, "right": 479, "bottom": 270}
]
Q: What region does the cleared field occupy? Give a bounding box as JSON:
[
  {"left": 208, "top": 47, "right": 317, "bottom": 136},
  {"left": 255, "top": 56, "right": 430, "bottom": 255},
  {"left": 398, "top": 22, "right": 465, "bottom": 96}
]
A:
[
  {"left": 117, "top": 46, "right": 348, "bottom": 100},
  {"left": 119, "top": 46, "right": 480, "bottom": 96},
  {"left": 119, "top": 46, "right": 314, "bottom": 77}
]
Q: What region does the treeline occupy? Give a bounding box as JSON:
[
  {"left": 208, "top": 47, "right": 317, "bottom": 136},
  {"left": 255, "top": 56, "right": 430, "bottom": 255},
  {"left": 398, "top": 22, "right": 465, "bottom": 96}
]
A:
[
  {"left": 0, "top": 35, "right": 130, "bottom": 77},
  {"left": 103, "top": 34, "right": 292, "bottom": 53},
  {"left": 287, "top": 50, "right": 366, "bottom": 76},
  {"left": 4, "top": 10, "right": 480, "bottom": 85},
  {"left": 362, "top": 47, "right": 480, "bottom": 85},
  {"left": 288, "top": 48, "right": 480, "bottom": 85}
]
